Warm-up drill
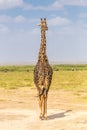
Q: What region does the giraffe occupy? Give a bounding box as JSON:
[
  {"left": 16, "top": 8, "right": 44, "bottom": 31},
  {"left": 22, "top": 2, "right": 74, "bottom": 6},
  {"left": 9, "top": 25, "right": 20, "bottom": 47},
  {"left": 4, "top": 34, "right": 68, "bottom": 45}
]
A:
[{"left": 34, "top": 18, "right": 53, "bottom": 120}]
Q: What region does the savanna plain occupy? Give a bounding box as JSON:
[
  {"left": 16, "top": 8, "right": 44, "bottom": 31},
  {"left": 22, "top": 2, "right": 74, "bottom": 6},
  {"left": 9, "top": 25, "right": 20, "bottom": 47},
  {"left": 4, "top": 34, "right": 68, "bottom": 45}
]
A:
[{"left": 0, "top": 65, "right": 87, "bottom": 130}]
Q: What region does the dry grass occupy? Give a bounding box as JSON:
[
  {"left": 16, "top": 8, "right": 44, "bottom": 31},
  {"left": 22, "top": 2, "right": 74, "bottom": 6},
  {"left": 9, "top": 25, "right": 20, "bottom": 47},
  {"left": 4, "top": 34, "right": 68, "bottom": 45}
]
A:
[
  {"left": 52, "top": 71, "right": 87, "bottom": 92},
  {"left": 0, "top": 71, "right": 34, "bottom": 89}
]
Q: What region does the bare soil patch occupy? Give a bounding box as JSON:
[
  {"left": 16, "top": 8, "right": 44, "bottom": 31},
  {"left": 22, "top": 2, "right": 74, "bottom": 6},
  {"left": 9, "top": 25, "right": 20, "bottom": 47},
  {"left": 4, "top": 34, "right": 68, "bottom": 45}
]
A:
[{"left": 0, "top": 88, "right": 87, "bottom": 130}]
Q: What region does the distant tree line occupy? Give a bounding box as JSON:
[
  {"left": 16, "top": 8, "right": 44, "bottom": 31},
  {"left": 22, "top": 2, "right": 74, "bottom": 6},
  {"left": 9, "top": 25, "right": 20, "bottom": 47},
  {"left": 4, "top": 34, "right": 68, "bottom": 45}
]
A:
[{"left": 0, "top": 64, "right": 87, "bottom": 72}]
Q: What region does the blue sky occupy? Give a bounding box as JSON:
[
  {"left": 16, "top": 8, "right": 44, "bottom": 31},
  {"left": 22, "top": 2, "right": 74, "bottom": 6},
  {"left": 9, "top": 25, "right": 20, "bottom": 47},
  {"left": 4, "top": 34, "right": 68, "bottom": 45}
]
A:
[{"left": 0, "top": 0, "right": 87, "bottom": 64}]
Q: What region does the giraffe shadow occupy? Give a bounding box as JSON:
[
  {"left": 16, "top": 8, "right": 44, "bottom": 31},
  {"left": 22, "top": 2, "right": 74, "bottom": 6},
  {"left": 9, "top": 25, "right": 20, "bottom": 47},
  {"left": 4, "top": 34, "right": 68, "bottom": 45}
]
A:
[{"left": 48, "top": 110, "right": 72, "bottom": 120}]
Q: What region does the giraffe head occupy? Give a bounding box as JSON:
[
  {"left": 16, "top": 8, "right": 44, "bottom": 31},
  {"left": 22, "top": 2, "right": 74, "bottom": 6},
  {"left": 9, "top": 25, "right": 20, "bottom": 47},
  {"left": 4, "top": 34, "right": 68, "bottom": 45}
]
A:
[{"left": 38, "top": 18, "right": 48, "bottom": 31}]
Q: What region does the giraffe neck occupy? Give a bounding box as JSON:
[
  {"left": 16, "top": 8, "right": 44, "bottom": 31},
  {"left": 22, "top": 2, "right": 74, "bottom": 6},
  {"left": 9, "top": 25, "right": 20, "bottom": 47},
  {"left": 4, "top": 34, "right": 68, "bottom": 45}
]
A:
[{"left": 38, "top": 30, "right": 47, "bottom": 62}]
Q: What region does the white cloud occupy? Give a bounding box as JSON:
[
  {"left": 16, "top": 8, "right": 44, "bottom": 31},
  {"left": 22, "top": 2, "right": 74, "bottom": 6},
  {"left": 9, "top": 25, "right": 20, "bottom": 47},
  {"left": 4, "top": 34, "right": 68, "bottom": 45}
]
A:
[
  {"left": 48, "top": 16, "right": 71, "bottom": 26},
  {"left": 52, "top": 1, "right": 63, "bottom": 9},
  {"left": 0, "top": 15, "right": 27, "bottom": 23},
  {"left": 0, "top": 15, "right": 12, "bottom": 23},
  {"left": 23, "top": 2, "right": 63, "bottom": 11},
  {"left": 22, "top": 0, "right": 87, "bottom": 12},
  {"left": 0, "top": 24, "right": 9, "bottom": 33},
  {"left": 0, "top": 0, "right": 23, "bottom": 9},
  {"left": 23, "top": 0, "right": 87, "bottom": 11},
  {"left": 59, "top": 0, "right": 87, "bottom": 6},
  {"left": 79, "top": 13, "right": 87, "bottom": 18},
  {"left": 14, "top": 15, "right": 26, "bottom": 23},
  {"left": 0, "top": 15, "right": 39, "bottom": 25},
  {"left": 0, "top": 0, "right": 87, "bottom": 10}
]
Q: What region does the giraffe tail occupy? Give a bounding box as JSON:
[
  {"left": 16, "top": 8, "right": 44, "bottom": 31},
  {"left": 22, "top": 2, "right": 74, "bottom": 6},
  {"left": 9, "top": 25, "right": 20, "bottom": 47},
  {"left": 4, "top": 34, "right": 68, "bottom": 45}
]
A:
[{"left": 39, "top": 87, "right": 47, "bottom": 96}]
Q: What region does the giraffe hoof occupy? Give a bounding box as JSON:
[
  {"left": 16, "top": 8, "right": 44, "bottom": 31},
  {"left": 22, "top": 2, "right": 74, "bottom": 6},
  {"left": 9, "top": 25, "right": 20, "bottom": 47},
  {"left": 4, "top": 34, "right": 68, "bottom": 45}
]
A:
[
  {"left": 39, "top": 114, "right": 43, "bottom": 119},
  {"left": 41, "top": 116, "right": 45, "bottom": 120},
  {"left": 41, "top": 116, "right": 47, "bottom": 120},
  {"left": 39, "top": 116, "right": 44, "bottom": 120},
  {"left": 44, "top": 116, "right": 47, "bottom": 120}
]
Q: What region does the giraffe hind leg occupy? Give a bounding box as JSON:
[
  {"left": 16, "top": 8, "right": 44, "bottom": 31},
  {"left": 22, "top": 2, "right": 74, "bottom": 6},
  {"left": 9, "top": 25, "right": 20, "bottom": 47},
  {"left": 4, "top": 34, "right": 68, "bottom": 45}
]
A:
[
  {"left": 39, "top": 87, "right": 45, "bottom": 96},
  {"left": 39, "top": 95, "right": 43, "bottom": 119},
  {"left": 43, "top": 95, "right": 47, "bottom": 120},
  {"left": 40, "top": 89, "right": 47, "bottom": 120},
  {"left": 39, "top": 86, "right": 48, "bottom": 120}
]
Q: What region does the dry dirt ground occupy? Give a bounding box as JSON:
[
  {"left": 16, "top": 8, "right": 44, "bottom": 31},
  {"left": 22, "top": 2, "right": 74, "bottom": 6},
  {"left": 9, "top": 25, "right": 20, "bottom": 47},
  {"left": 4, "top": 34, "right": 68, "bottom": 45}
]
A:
[{"left": 0, "top": 87, "right": 87, "bottom": 130}]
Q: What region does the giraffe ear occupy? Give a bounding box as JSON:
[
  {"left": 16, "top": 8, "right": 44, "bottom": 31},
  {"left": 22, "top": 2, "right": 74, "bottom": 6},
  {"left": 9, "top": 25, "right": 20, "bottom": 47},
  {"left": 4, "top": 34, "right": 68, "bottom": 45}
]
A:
[
  {"left": 37, "top": 24, "right": 41, "bottom": 26},
  {"left": 37, "top": 19, "right": 42, "bottom": 26}
]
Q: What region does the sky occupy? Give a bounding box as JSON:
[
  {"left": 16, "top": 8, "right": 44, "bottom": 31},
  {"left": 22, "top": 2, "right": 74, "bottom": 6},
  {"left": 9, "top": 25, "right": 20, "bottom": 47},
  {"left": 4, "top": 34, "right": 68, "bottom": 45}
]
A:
[{"left": 0, "top": 0, "right": 87, "bottom": 64}]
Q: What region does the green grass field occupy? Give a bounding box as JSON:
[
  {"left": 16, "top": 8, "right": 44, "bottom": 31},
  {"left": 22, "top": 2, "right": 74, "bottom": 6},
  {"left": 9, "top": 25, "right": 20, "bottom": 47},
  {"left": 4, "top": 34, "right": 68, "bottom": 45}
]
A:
[{"left": 0, "top": 65, "right": 87, "bottom": 92}]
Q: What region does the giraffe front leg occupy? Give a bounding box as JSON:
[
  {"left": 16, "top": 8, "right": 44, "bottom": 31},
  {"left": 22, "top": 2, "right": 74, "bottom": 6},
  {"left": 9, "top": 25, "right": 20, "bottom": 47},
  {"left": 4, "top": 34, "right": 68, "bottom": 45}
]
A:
[{"left": 44, "top": 96, "right": 47, "bottom": 120}]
